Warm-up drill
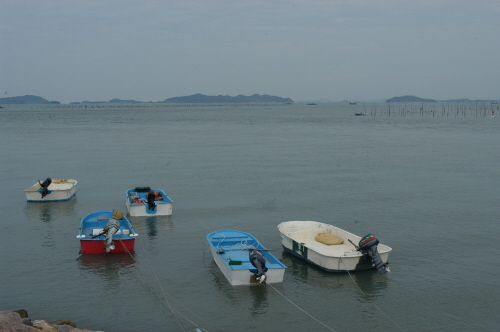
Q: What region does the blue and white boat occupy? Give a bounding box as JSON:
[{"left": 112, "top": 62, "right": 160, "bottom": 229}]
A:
[
  {"left": 206, "top": 229, "right": 287, "bottom": 286},
  {"left": 24, "top": 178, "right": 77, "bottom": 202},
  {"left": 77, "top": 210, "right": 139, "bottom": 254},
  {"left": 125, "top": 187, "right": 173, "bottom": 216}
]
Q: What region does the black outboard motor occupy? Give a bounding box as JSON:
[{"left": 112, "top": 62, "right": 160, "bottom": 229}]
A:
[
  {"left": 38, "top": 178, "right": 52, "bottom": 198},
  {"left": 146, "top": 191, "right": 156, "bottom": 211},
  {"left": 249, "top": 249, "right": 268, "bottom": 285},
  {"left": 357, "top": 234, "right": 389, "bottom": 274}
]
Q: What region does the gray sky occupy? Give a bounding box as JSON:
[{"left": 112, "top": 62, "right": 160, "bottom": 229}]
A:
[{"left": 1, "top": 0, "right": 499, "bottom": 104}]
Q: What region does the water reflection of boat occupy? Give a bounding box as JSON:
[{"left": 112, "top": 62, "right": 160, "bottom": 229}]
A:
[
  {"left": 24, "top": 197, "right": 78, "bottom": 222},
  {"left": 78, "top": 252, "right": 136, "bottom": 269},
  {"left": 280, "top": 250, "right": 388, "bottom": 294},
  {"left": 249, "top": 285, "right": 269, "bottom": 317},
  {"left": 205, "top": 259, "right": 270, "bottom": 316},
  {"left": 127, "top": 215, "right": 174, "bottom": 238},
  {"left": 77, "top": 253, "right": 136, "bottom": 285}
]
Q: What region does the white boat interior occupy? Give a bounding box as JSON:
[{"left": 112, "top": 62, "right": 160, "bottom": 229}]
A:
[{"left": 278, "top": 220, "right": 391, "bottom": 258}]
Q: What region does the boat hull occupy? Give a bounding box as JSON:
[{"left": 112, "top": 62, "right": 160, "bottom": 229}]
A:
[
  {"left": 278, "top": 221, "right": 391, "bottom": 272},
  {"left": 80, "top": 238, "right": 135, "bottom": 254},
  {"left": 125, "top": 188, "right": 173, "bottom": 216},
  {"left": 78, "top": 211, "right": 138, "bottom": 254},
  {"left": 206, "top": 229, "right": 286, "bottom": 286},
  {"left": 25, "top": 179, "right": 77, "bottom": 202}
]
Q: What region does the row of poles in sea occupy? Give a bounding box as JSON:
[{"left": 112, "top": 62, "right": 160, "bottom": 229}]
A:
[
  {"left": 355, "top": 102, "right": 498, "bottom": 118},
  {"left": 28, "top": 101, "right": 499, "bottom": 118}
]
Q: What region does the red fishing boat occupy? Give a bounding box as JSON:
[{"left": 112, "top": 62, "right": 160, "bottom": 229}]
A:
[{"left": 77, "top": 210, "right": 138, "bottom": 254}]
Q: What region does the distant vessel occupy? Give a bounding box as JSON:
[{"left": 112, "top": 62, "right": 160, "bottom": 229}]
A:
[
  {"left": 349, "top": 102, "right": 357, "bottom": 105},
  {"left": 307, "top": 103, "right": 317, "bottom": 105}
]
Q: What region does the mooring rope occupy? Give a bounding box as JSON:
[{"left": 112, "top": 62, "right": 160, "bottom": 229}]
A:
[
  {"left": 119, "top": 239, "right": 186, "bottom": 332},
  {"left": 119, "top": 238, "right": 224, "bottom": 332},
  {"left": 341, "top": 260, "right": 405, "bottom": 331},
  {"left": 268, "top": 284, "right": 337, "bottom": 331},
  {"left": 136, "top": 238, "right": 223, "bottom": 331}
]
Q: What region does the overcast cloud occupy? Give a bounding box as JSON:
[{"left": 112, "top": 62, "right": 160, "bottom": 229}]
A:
[{"left": 1, "top": 0, "right": 499, "bottom": 103}]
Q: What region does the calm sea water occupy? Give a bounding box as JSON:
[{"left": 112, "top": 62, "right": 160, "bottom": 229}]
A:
[{"left": 1, "top": 103, "right": 499, "bottom": 332}]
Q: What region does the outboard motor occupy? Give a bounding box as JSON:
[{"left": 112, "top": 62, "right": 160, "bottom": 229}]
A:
[
  {"left": 102, "top": 219, "right": 120, "bottom": 253},
  {"left": 146, "top": 191, "right": 156, "bottom": 211},
  {"left": 38, "top": 178, "right": 52, "bottom": 198},
  {"left": 249, "top": 249, "right": 268, "bottom": 285},
  {"left": 357, "top": 234, "right": 389, "bottom": 274}
]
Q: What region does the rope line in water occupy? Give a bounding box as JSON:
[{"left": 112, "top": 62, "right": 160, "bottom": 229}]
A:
[
  {"left": 268, "top": 284, "right": 337, "bottom": 332},
  {"left": 135, "top": 238, "right": 221, "bottom": 332},
  {"left": 119, "top": 239, "right": 186, "bottom": 332},
  {"left": 341, "top": 260, "right": 405, "bottom": 331},
  {"left": 119, "top": 237, "right": 224, "bottom": 332}
]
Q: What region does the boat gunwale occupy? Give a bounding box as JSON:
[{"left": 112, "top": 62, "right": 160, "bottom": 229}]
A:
[
  {"left": 24, "top": 179, "right": 78, "bottom": 192},
  {"left": 78, "top": 210, "right": 137, "bottom": 240},
  {"left": 207, "top": 229, "right": 287, "bottom": 270}
]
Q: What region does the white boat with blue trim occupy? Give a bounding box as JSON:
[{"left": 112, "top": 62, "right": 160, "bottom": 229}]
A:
[
  {"left": 278, "top": 221, "right": 391, "bottom": 273},
  {"left": 206, "top": 229, "right": 287, "bottom": 286},
  {"left": 125, "top": 187, "right": 173, "bottom": 216},
  {"left": 24, "top": 178, "right": 77, "bottom": 202}
]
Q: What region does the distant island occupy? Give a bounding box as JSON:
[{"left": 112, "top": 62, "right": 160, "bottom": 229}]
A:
[
  {"left": 0, "top": 94, "right": 293, "bottom": 105},
  {"left": 162, "top": 93, "right": 293, "bottom": 104},
  {"left": 0, "top": 95, "right": 60, "bottom": 104},
  {"left": 2, "top": 94, "right": 497, "bottom": 105},
  {"left": 386, "top": 95, "right": 437, "bottom": 103}
]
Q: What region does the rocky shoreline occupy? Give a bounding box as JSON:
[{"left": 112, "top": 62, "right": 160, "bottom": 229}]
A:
[{"left": 0, "top": 310, "right": 101, "bottom": 332}]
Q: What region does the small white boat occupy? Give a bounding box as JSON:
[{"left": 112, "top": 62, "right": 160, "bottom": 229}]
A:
[
  {"left": 125, "top": 187, "right": 173, "bottom": 216},
  {"left": 206, "top": 229, "right": 287, "bottom": 286},
  {"left": 278, "top": 221, "right": 391, "bottom": 273},
  {"left": 24, "top": 178, "right": 77, "bottom": 202}
]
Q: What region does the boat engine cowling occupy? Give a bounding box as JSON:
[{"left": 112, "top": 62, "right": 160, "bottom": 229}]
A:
[
  {"left": 146, "top": 191, "right": 156, "bottom": 210},
  {"left": 39, "top": 178, "right": 52, "bottom": 198},
  {"left": 358, "top": 234, "right": 389, "bottom": 274},
  {"left": 249, "top": 249, "right": 268, "bottom": 285},
  {"left": 103, "top": 220, "right": 120, "bottom": 252}
]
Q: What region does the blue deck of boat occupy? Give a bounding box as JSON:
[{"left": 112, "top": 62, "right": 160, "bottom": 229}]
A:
[
  {"left": 79, "top": 212, "right": 135, "bottom": 240},
  {"left": 207, "top": 230, "right": 286, "bottom": 270}
]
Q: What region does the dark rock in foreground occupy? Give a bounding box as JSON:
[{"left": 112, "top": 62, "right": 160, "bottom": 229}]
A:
[{"left": 0, "top": 310, "right": 101, "bottom": 332}]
